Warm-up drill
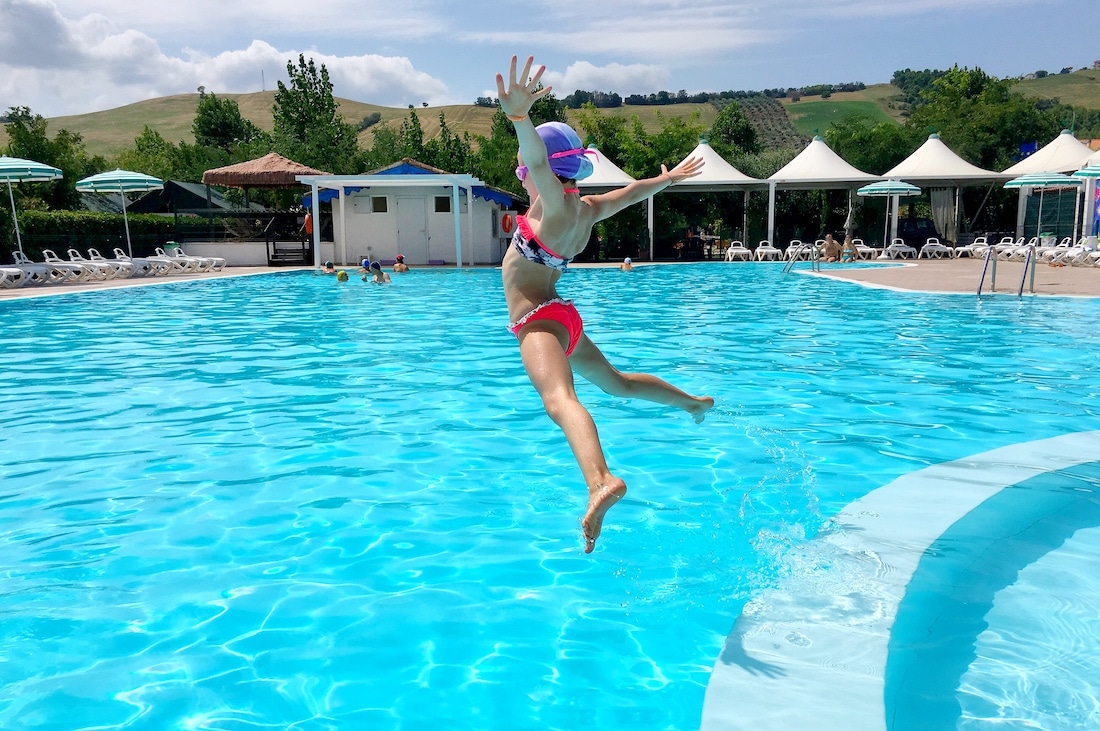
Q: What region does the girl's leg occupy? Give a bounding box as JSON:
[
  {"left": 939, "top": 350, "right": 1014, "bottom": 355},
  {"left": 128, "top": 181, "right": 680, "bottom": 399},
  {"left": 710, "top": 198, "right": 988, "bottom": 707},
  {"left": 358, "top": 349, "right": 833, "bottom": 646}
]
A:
[
  {"left": 518, "top": 324, "right": 626, "bottom": 552},
  {"left": 569, "top": 335, "right": 714, "bottom": 422}
]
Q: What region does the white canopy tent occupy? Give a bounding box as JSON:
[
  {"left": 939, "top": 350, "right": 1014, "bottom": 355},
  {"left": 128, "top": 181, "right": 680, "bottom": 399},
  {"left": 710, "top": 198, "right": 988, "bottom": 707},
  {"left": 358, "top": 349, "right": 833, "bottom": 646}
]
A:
[
  {"left": 1002, "top": 130, "right": 1095, "bottom": 240},
  {"left": 575, "top": 145, "right": 642, "bottom": 258},
  {"left": 667, "top": 139, "right": 768, "bottom": 255},
  {"left": 882, "top": 133, "right": 1011, "bottom": 243},
  {"left": 766, "top": 136, "right": 879, "bottom": 246},
  {"left": 576, "top": 145, "right": 635, "bottom": 189}
]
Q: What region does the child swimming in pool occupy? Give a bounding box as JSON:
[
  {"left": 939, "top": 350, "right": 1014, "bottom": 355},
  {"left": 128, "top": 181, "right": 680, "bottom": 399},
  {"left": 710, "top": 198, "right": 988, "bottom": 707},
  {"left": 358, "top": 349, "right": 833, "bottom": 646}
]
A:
[{"left": 496, "top": 55, "right": 714, "bottom": 553}]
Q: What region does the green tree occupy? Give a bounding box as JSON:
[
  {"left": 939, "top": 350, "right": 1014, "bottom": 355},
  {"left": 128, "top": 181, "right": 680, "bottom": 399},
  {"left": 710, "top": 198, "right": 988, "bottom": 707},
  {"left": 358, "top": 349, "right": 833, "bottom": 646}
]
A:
[
  {"left": 359, "top": 123, "right": 404, "bottom": 171},
  {"left": 906, "top": 66, "right": 1059, "bottom": 170},
  {"left": 193, "top": 92, "right": 265, "bottom": 152},
  {"left": 400, "top": 107, "right": 426, "bottom": 161},
  {"left": 115, "top": 126, "right": 231, "bottom": 183},
  {"left": 423, "top": 113, "right": 473, "bottom": 173},
  {"left": 709, "top": 101, "right": 758, "bottom": 156},
  {"left": 272, "top": 54, "right": 360, "bottom": 173},
  {"left": 470, "top": 109, "right": 524, "bottom": 196},
  {"left": 3, "top": 106, "right": 104, "bottom": 211}
]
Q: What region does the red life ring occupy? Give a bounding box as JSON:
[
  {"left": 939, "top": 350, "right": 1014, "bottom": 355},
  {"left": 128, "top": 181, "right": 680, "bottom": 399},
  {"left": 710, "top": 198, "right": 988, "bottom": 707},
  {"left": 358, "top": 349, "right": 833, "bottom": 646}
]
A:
[{"left": 500, "top": 213, "right": 514, "bottom": 234}]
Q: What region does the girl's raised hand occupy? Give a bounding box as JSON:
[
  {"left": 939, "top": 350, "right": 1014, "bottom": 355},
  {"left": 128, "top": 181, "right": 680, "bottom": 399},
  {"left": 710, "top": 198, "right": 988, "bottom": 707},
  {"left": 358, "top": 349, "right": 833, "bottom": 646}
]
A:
[
  {"left": 495, "top": 55, "right": 552, "bottom": 120},
  {"left": 661, "top": 155, "right": 705, "bottom": 184}
]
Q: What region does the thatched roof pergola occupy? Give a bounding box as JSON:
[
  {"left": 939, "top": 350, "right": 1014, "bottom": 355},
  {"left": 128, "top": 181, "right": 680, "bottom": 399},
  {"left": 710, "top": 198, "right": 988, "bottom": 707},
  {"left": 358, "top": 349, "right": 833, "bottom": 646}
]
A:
[{"left": 201, "top": 152, "right": 330, "bottom": 189}]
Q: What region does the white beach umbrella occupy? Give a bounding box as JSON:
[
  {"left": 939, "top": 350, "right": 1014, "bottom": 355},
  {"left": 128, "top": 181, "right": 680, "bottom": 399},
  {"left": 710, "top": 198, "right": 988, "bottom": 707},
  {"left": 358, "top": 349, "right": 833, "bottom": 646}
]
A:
[
  {"left": 0, "top": 155, "right": 64, "bottom": 255},
  {"left": 76, "top": 170, "right": 164, "bottom": 257},
  {"left": 1004, "top": 173, "right": 1082, "bottom": 239},
  {"left": 857, "top": 180, "right": 922, "bottom": 246}
]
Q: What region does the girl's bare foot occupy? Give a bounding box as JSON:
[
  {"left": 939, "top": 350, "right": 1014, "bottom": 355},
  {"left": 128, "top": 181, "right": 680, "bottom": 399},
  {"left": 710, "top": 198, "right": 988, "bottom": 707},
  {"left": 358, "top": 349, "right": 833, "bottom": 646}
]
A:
[
  {"left": 688, "top": 396, "right": 715, "bottom": 424},
  {"left": 582, "top": 479, "right": 627, "bottom": 553}
]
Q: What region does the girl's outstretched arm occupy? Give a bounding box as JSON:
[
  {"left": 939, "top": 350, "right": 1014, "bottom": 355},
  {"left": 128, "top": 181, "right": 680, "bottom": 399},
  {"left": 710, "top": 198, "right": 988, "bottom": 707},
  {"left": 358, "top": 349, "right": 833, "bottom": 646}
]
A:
[{"left": 585, "top": 156, "right": 705, "bottom": 222}]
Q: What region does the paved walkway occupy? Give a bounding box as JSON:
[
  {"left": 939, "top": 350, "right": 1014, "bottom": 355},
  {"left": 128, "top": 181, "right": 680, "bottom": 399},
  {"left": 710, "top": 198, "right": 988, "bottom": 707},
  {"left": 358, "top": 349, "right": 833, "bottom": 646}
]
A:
[
  {"left": 0, "top": 266, "right": 296, "bottom": 301},
  {"left": 806, "top": 258, "right": 1100, "bottom": 297}
]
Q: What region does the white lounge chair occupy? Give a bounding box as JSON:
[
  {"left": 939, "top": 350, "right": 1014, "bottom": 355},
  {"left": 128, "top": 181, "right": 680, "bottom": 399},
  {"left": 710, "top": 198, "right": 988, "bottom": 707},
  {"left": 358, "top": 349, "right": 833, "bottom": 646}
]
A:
[
  {"left": 173, "top": 245, "right": 225, "bottom": 271},
  {"left": 724, "top": 240, "right": 752, "bottom": 261},
  {"left": 1036, "top": 237, "right": 1071, "bottom": 263},
  {"left": 82, "top": 248, "right": 137, "bottom": 278},
  {"left": 66, "top": 248, "right": 125, "bottom": 279},
  {"left": 42, "top": 249, "right": 100, "bottom": 281},
  {"left": 149, "top": 247, "right": 202, "bottom": 274},
  {"left": 14, "top": 250, "right": 81, "bottom": 283},
  {"left": 879, "top": 239, "right": 917, "bottom": 259},
  {"left": 109, "top": 248, "right": 171, "bottom": 277},
  {"left": 1, "top": 266, "right": 29, "bottom": 288},
  {"left": 853, "top": 238, "right": 878, "bottom": 260},
  {"left": 160, "top": 246, "right": 214, "bottom": 272},
  {"left": 786, "top": 240, "right": 815, "bottom": 261},
  {"left": 755, "top": 240, "right": 782, "bottom": 261},
  {"left": 918, "top": 237, "right": 954, "bottom": 259},
  {"left": 953, "top": 236, "right": 988, "bottom": 259}
]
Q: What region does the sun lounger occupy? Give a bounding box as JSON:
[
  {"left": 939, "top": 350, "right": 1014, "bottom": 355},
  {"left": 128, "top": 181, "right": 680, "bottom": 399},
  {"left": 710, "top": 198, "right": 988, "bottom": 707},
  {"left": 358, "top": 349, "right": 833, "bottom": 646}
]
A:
[
  {"left": 66, "top": 248, "right": 127, "bottom": 279},
  {"left": 918, "top": 237, "right": 953, "bottom": 259},
  {"left": 42, "top": 249, "right": 102, "bottom": 281},
  {"left": 755, "top": 240, "right": 782, "bottom": 261},
  {"left": 879, "top": 239, "right": 917, "bottom": 259},
  {"left": 109, "top": 248, "right": 171, "bottom": 277},
  {"left": 953, "top": 236, "right": 988, "bottom": 259},
  {"left": 153, "top": 247, "right": 209, "bottom": 273},
  {"left": 0, "top": 266, "right": 29, "bottom": 289},
  {"left": 13, "top": 251, "right": 81, "bottom": 284},
  {"left": 852, "top": 238, "right": 879, "bottom": 260},
  {"left": 174, "top": 245, "right": 225, "bottom": 271},
  {"left": 724, "top": 241, "right": 752, "bottom": 261}
]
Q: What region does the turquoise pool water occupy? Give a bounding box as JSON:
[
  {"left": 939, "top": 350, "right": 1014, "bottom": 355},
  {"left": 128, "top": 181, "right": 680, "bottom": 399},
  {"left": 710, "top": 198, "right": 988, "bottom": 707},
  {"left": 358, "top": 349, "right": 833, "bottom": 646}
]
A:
[{"left": 1, "top": 264, "right": 1099, "bottom": 730}]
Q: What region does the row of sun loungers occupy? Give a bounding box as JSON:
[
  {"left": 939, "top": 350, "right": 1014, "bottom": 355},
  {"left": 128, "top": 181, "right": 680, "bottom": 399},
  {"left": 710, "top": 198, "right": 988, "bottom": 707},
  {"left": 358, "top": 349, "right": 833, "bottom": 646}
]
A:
[
  {"left": 721, "top": 235, "right": 1100, "bottom": 266},
  {"left": 1, "top": 246, "right": 226, "bottom": 289}
]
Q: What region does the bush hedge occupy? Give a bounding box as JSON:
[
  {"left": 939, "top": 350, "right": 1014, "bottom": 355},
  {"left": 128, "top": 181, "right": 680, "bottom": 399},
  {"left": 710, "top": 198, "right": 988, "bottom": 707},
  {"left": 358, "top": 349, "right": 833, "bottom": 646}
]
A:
[{"left": 0, "top": 210, "right": 175, "bottom": 262}]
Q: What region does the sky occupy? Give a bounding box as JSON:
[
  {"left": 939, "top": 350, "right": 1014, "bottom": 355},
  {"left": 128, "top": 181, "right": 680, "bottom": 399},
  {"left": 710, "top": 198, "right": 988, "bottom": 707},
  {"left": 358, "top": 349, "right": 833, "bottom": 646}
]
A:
[{"left": 1, "top": 0, "right": 1098, "bottom": 119}]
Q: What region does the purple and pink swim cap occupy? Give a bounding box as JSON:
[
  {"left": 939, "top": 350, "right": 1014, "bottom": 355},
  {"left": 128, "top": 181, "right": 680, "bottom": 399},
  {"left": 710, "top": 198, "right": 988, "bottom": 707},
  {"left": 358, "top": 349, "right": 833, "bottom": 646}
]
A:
[{"left": 535, "top": 122, "right": 595, "bottom": 181}]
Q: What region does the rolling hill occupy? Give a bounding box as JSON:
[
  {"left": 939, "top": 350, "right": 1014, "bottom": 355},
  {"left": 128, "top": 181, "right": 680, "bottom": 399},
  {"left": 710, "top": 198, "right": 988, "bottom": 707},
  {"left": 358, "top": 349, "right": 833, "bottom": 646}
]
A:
[{"left": 3, "top": 70, "right": 1098, "bottom": 160}]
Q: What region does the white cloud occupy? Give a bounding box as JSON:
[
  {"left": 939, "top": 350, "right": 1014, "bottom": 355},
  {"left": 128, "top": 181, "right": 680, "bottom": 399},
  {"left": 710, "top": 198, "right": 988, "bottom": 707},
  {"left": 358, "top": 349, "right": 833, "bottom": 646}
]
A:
[
  {"left": 542, "top": 61, "right": 668, "bottom": 97},
  {"left": 0, "top": 0, "right": 455, "bottom": 115}
]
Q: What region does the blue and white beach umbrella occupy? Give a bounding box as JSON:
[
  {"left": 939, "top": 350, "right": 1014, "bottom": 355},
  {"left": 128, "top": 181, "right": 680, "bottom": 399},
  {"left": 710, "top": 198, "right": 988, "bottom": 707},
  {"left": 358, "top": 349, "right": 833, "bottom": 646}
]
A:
[
  {"left": 76, "top": 169, "right": 164, "bottom": 256},
  {"left": 0, "top": 155, "right": 64, "bottom": 254},
  {"left": 858, "top": 180, "right": 922, "bottom": 246},
  {"left": 856, "top": 180, "right": 922, "bottom": 197}
]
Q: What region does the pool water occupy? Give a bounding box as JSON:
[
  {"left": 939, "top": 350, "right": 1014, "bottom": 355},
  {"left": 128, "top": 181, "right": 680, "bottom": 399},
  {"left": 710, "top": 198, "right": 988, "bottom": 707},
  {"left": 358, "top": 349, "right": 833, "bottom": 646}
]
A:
[{"left": 1, "top": 264, "right": 1099, "bottom": 730}]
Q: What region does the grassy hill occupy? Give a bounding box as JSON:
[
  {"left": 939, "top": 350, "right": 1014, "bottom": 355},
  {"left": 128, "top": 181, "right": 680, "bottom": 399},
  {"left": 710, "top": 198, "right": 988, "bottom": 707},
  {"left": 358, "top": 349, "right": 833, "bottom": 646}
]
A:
[
  {"left": 2, "top": 71, "right": 1098, "bottom": 160},
  {"left": 1011, "top": 68, "right": 1100, "bottom": 109},
  {"left": 0, "top": 92, "right": 716, "bottom": 160}
]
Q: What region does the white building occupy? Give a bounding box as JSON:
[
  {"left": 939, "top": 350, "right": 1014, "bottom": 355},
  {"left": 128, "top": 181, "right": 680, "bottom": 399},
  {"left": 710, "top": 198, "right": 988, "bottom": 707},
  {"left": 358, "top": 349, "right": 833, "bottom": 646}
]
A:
[{"left": 298, "top": 159, "right": 519, "bottom": 267}]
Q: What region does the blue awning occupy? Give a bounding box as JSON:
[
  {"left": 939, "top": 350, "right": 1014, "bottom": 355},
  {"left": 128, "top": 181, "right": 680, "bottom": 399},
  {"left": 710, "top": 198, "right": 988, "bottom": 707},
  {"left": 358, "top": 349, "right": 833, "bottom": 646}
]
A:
[{"left": 302, "top": 186, "right": 363, "bottom": 207}]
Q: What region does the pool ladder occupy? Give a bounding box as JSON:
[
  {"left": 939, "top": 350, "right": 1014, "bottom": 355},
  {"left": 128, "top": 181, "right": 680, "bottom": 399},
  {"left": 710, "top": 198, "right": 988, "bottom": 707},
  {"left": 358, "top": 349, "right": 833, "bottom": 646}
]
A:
[
  {"left": 977, "top": 245, "right": 1036, "bottom": 297},
  {"left": 782, "top": 243, "right": 820, "bottom": 273}
]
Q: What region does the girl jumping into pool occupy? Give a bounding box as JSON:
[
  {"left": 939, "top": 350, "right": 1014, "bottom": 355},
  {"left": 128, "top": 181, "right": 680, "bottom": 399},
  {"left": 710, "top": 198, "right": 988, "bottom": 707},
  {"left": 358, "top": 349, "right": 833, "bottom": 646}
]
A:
[{"left": 496, "top": 55, "right": 714, "bottom": 553}]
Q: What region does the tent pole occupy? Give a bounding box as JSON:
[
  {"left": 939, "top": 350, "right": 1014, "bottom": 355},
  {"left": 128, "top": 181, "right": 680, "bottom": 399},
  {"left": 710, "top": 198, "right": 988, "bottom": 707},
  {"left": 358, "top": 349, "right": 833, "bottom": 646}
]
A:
[
  {"left": 743, "top": 190, "right": 749, "bottom": 244},
  {"left": 648, "top": 196, "right": 654, "bottom": 261},
  {"left": 7, "top": 180, "right": 23, "bottom": 254},
  {"left": 337, "top": 189, "right": 347, "bottom": 264},
  {"left": 452, "top": 182, "right": 462, "bottom": 268},
  {"left": 767, "top": 182, "right": 776, "bottom": 246},
  {"left": 311, "top": 183, "right": 321, "bottom": 269},
  {"left": 119, "top": 183, "right": 134, "bottom": 257}
]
